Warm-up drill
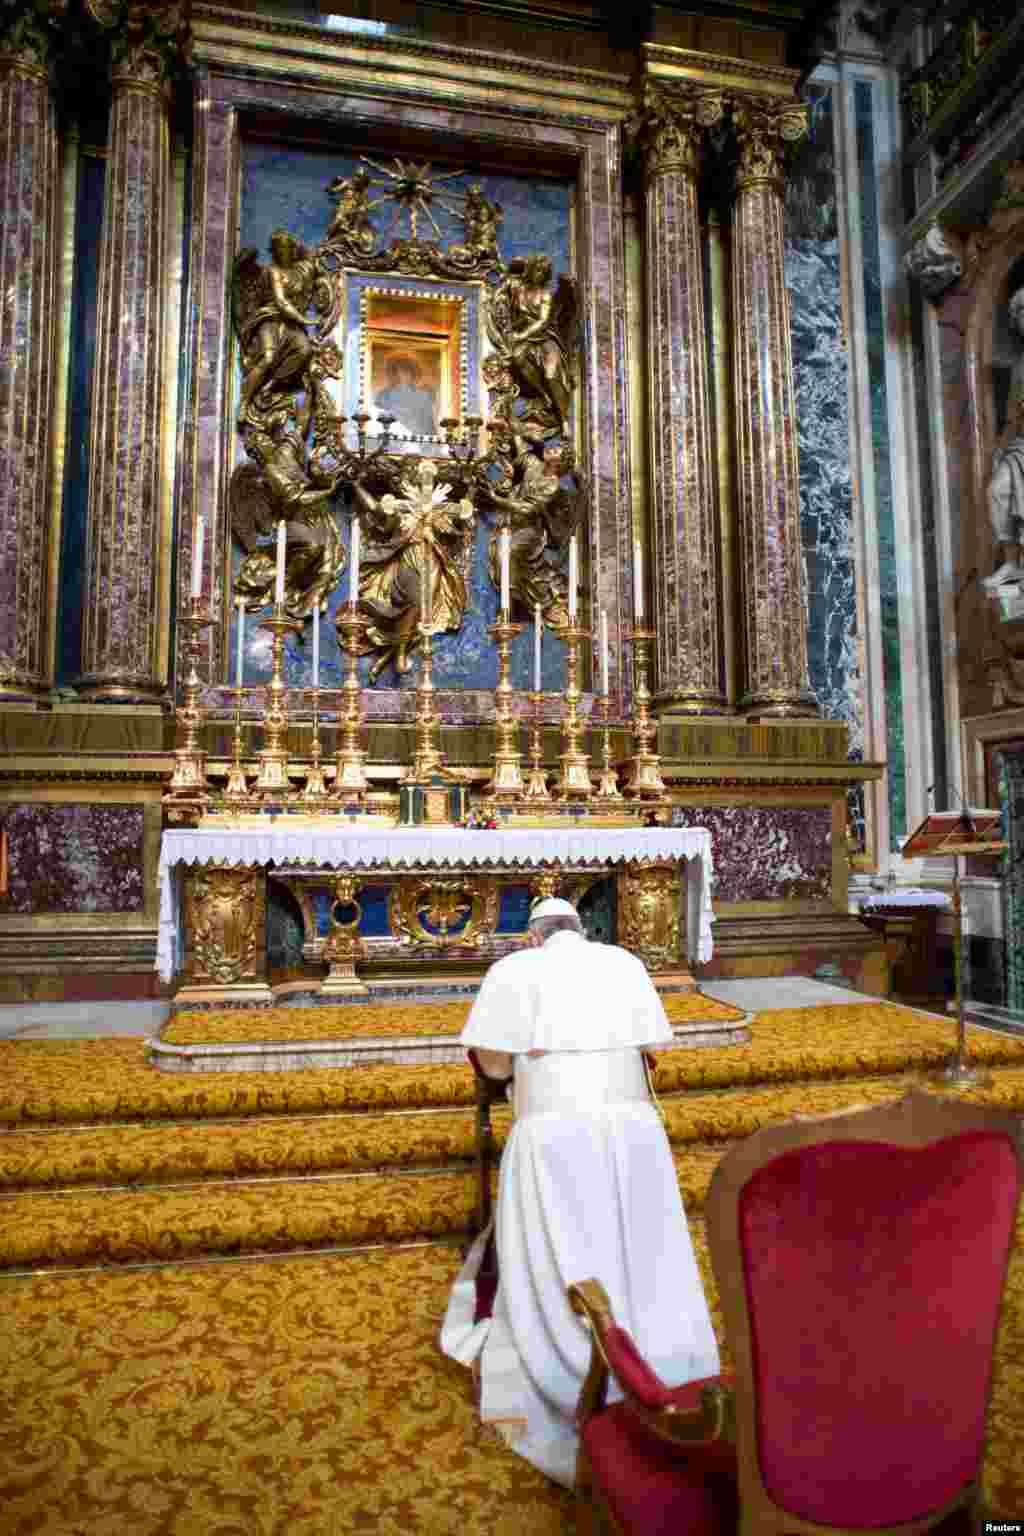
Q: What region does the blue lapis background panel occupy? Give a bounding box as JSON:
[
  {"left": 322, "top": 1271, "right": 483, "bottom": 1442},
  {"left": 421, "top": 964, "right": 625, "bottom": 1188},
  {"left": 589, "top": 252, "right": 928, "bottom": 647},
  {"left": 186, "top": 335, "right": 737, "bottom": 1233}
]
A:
[{"left": 230, "top": 142, "right": 574, "bottom": 694}]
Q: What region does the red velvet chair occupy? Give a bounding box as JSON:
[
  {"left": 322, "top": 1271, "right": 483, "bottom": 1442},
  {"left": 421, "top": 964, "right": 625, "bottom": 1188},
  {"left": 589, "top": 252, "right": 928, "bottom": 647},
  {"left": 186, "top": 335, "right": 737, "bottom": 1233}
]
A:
[{"left": 569, "top": 1089, "right": 1022, "bottom": 1536}]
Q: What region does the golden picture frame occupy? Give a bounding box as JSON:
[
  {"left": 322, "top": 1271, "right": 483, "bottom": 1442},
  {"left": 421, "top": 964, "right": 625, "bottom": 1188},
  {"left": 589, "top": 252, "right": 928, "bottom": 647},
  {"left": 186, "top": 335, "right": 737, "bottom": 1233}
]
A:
[{"left": 359, "top": 289, "right": 465, "bottom": 442}]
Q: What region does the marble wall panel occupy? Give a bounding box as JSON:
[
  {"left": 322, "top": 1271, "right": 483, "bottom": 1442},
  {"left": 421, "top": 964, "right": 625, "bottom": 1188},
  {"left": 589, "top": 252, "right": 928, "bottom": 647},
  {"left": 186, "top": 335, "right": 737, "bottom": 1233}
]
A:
[
  {"left": 1003, "top": 748, "right": 1024, "bottom": 1012},
  {"left": 855, "top": 78, "right": 904, "bottom": 848},
  {"left": 670, "top": 803, "right": 833, "bottom": 904},
  {"left": 0, "top": 804, "right": 145, "bottom": 914},
  {"left": 786, "top": 86, "right": 861, "bottom": 746},
  {"left": 227, "top": 142, "right": 575, "bottom": 695}
]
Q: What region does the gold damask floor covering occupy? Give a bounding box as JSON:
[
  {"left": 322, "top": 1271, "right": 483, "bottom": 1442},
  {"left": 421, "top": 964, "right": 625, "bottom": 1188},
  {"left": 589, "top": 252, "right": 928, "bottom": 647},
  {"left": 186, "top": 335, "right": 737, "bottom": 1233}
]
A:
[
  {"left": 0, "top": 1221, "right": 1021, "bottom": 1529},
  {"left": 162, "top": 991, "right": 747, "bottom": 1045}
]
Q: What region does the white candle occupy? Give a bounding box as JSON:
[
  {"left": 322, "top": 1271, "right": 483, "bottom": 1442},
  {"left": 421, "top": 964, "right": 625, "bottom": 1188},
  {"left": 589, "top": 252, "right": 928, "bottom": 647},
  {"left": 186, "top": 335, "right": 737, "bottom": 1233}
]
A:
[
  {"left": 568, "top": 536, "right": 578, "bottom": 622},
  {"left": 235, "top": 598, "right": 245, "bottom": 688},
  {"left": 312, "top": 602, "right": 320, "bottom": 688},
  {"left": 600, "top": 609, "right": 609, "bottom": 696},
  {"left": 633, "top": 537, "right": 644, "bottom": 621},
  {"left": 534, "top": 604, "right": 542, "bottom": 692},
  {"left": 274, "top": 520, "right": 287, "bottom": 607},
  {"left": 500, "top": 527, "right": 511, "bottom": 616},
  {"left": 349, "top": 518, "right": 361, "bottom": 604},
  {"left": 190, "top": 513, "right": 205, "bottom": 598}
]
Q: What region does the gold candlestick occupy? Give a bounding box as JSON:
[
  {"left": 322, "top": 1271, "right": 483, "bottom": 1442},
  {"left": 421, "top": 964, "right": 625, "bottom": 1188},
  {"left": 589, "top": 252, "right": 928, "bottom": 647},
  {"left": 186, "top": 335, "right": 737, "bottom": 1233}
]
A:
[
  {"left": 223, "top": 686, "right": 251, "bottom": 804},
  {"left": 523, "top": 690, "right": 551, "bottom": 802},
  {"left": 254, "top": 606, "right": 301, "bottom": 798},
  {"left": 556, "top": 623, "right": 592, "bottom": 800},
  {"left": 334, "top": 603, "right": 370, "bottom": 801},
  {"left": 300, "top": 684, "right": 330, "bottom": 803},
  {"left": 484, "top": 618, "right": 525, "bottom": 799},
  {"left": 403, "top": 623, "right": 445, "bottom": 783},
  {"left": 166, "top": 596, "right": 214, "bottom": 801},
  {"left": 594, "top": 693, "right": 623, "bottom": 799},
  {"left": 623, "top": 625, "right": 666, "bottom": 798}
]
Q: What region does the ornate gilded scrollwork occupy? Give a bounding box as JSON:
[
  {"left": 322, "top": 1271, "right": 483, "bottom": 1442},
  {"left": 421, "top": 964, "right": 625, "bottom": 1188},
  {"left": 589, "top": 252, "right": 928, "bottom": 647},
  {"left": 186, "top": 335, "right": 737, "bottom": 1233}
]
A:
[
  {"left": 732, "top": 96, "right": 809, "bottom": 188},
  {"left": 321, "top": 875, "right": 366, "bottom": 994},
  {"left": 529, "top": 871, "right": 562, "bottom": 905},
  {"left": 389, "top": 877, "right": 500, "bottom": 947},
  {"left": 225, "top": 153, "right": 584, "bottom": 669},
  {"left": 617, "top": 863, "right": 681, "bottom": 972},
  {"left": 186, "top": 867, "right": 263, "bottom": 984},
  {"left": 627, "top": 83, "right": 725, "bottom": 179}
]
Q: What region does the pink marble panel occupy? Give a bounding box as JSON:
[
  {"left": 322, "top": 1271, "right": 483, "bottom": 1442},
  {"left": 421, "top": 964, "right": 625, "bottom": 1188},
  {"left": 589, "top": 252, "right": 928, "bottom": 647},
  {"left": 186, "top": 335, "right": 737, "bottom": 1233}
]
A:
[{"left": 670, "top": 804, "right": 832, "bottom": 904}]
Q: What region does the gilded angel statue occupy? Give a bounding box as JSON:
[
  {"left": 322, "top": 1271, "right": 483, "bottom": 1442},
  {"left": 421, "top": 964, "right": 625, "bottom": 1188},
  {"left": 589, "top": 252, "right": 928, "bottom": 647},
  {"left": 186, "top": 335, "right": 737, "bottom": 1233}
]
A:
[
  {"left": 482, "top": 444, "right": 584, "bottom": 630},
  {"left": 348, "top": 459, "right": 475, "bottom": 682},
  {"left": 231, "top": 423, "right": 345, "bottom": 619},
  {"left": 231, "top": 231, "right": 318, "bottom": 433},
  {"left": 501, "top": 255, "right": 577, "bottom": 437}
]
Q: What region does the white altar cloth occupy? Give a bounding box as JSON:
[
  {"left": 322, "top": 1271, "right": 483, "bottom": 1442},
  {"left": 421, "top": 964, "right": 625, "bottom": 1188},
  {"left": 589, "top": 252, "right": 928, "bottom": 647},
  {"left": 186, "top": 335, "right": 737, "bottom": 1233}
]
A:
[
  {"left": 859, "top": 888, "right": 952, "bottom": 910},
  {"left": 156, "top": 826, "right": 715, "bottom": 981}
]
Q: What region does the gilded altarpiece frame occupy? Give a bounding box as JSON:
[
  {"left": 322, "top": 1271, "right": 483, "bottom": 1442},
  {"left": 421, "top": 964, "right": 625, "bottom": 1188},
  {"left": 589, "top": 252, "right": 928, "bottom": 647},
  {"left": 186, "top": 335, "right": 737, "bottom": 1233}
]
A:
[{"left": 176, "top": 46, "right": 635, "bottom": 720}]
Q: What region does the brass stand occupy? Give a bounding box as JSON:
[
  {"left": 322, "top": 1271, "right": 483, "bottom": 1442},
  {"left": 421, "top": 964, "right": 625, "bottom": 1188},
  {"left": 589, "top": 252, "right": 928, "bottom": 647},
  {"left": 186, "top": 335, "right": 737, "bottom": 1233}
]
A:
[
  {"left": 223, "top": 687, "right": 251, "bottom": 804},
  {"left": 484, "top": 618, "right": 525, "bottom": 799},
  {"left": 556, "top": 623, "right": 592, "bottom": 800},
  {"left": 254, "top": 606, "right": 301, "bottom": 798},
  {"left": 932, "top": 856, "right": 991, "bottom": 1090},
  {"left": 167, "top": 597, "right": 214, "bottom": 801},
  {"left": 320, "top": 876, "right": 368, "bottom": 996},
  {"left": 300, "top": 684, "right": 331, "bottom": 804},
  {"left": 334, "top": 604, "right": 371, "bottom": 801},
  {"left": 623, "top": 625, "right": 666, "bottom": 799},
  {"left": 403, "top": 624, "right": 445, "bottom": 783},
  {"left": 593, "top": 694, "right": 623, "bottom": 799},
  {"left": 522, "top": 690, "right": 551, "bottom": 802}
]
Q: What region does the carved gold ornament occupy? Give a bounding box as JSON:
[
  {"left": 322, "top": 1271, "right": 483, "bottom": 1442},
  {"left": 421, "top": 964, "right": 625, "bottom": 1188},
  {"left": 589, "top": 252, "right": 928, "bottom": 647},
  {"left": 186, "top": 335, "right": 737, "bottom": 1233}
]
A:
[
  {"left": 390, "top": 878, "right": 500, "bottom": 947},
  {"left": 187, "top": 867, "right": 262, "bottom": 984},
  {"left": 617, "top": 864, "right": 681, "bottom": 971}
]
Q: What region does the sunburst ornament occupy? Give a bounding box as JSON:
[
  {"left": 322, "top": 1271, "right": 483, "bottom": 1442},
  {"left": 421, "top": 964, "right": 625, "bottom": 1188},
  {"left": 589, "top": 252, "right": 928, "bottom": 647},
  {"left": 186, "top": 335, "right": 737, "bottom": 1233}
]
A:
[{"left": 358, "top": 156, "right": 469, "bottom": 243}]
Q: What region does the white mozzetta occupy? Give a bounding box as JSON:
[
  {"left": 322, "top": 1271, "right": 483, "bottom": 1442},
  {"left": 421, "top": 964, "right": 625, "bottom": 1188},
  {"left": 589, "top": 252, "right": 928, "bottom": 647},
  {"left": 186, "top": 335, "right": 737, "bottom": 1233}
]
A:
[{"left": 157, "top": 827, "right": 715, "bottom": 981}]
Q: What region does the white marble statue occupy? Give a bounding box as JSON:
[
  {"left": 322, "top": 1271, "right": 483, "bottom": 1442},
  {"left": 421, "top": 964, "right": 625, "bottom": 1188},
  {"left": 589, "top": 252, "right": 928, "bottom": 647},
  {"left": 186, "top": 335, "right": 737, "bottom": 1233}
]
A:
[
  {"left": 982, "top": 286, "right": 1024, "bottom": 592},
  {"left": 439, "top": 898, "right": 720, "bottom": 1489}
]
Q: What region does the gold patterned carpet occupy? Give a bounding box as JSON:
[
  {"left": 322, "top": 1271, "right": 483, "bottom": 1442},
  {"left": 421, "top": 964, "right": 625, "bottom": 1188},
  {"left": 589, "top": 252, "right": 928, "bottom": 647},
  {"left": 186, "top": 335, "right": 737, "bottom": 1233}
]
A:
[
  {"left": 1, "top": 999, "right": 1023, "bottom": 1523},
  {"left": 0, "top": 1227, "right": 1021, "bottom": 1530},
  {"left": 162, "top": 990, "right": 747, "bottom": 1045}
]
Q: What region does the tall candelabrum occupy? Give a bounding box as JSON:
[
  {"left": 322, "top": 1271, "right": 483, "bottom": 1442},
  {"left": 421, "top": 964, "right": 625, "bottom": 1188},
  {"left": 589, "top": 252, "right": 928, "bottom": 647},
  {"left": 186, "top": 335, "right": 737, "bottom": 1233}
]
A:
[
  {"left": 555, "top": 623, "right": 592, "bottom": 799},
  {"left": 522, "top": 690, "right": 551, "bottom": 801},
  {"left": 223, "top": 685, "right": 250, "bottom": 804},
  {"left": 300, "top": 686, "right": 330, "bottom": 805},
  {"left": 403, "top": 621, "right": 445, "bottom": 782},
  {"left": 334, "top": 602, "right": 371, "bottom": 800},
  {"left": 593, "top": 693, "right": 623, "bottom": 799},
  {"left": 254, "top": 604, "right": 302, "bottom": 798},
  {"left": 623, "top": 625, "right": 666, "bottom": 798},
  {"left": 484, "top": 617, "right": 525, "bottom": 799},
  {"left": 167, "top": 596, "right": 214, "bottom": 800}
]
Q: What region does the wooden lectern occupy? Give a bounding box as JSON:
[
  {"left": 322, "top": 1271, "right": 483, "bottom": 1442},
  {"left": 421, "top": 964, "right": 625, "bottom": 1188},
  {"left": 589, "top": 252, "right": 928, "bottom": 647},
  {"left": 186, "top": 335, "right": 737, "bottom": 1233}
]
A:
[{"left": 901, "top": 809, "right": 1007, "bottom": 1087}]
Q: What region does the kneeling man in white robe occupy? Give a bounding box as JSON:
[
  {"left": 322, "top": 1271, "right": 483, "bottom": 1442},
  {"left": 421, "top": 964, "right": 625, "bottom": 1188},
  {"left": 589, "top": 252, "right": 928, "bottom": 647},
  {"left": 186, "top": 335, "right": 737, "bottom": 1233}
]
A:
[{"left": 440, "top": 897, "right": 720, "bottom": 1489}]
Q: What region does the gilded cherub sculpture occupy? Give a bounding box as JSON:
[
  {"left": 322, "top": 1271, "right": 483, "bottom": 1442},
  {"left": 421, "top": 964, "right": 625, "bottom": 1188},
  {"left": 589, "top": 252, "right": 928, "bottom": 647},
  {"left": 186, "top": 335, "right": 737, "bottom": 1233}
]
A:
[
  {"left": 348, "top": 459, "right": 475, "bottom": 682},
  {"left": 325, "top": 168, "right": 377, "bottom": 255}
]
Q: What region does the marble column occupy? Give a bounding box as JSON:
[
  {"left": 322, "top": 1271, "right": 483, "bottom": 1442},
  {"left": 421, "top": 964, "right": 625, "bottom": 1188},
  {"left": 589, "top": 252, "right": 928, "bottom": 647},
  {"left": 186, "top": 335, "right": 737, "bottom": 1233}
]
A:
[
  {"left": 731, "top": 95, "right": 818, "bottom": 719},
  {"left": 77, "top": 9, "right": 185, "bottom": 701},
  {"left": 0, "top": 10, "right": 65, "bottom": 698},
  {"left": 635, "top": 84, "right": 728, "bottom": 716}
]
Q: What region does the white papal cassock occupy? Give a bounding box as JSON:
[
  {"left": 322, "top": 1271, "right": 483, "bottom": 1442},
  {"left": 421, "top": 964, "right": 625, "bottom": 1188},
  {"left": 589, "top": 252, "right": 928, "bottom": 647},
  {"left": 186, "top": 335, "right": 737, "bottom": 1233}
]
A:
[{"left": 440, "top": 930, "right": 721, "bottom": 1488}]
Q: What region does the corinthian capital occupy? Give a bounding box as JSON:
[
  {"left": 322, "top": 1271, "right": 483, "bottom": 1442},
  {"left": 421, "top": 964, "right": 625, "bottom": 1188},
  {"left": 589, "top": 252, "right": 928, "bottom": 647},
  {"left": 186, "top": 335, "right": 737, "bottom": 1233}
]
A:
[
  {"left": 86, "top": 0, "right": 190, "bottom": 88},
  {"left": 629, "top": 83, "right": 725, "bottom": 180},
  {"left": 0, "top": 0, "right": 69, "bottom": 75},
  {"left": 732, "top": 96, "right": 809, "bottom": 188}
]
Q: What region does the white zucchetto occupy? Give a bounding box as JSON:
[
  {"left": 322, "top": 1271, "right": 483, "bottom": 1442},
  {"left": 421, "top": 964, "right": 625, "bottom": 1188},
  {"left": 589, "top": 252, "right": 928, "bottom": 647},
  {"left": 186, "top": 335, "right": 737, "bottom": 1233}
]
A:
[{"left": 528, "top": 897, "right": 581, "bottom": 922}]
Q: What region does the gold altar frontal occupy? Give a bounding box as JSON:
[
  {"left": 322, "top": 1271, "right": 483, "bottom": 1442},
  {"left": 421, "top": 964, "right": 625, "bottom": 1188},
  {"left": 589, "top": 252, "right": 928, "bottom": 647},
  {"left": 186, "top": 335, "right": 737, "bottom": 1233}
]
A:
[{"left": 168, "top": 820, "right": 706, "bottom": 1006}]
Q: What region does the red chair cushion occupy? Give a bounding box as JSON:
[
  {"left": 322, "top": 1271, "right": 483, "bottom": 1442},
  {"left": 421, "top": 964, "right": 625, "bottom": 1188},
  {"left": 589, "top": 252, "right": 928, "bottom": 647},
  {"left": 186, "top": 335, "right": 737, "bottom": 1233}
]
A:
[
  {"left": 738, "top": 1131, "right": 1019, "bottom": 1527},
  {"left": 583, "top": 1400, "right": 737, "bottom": 1536}
]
